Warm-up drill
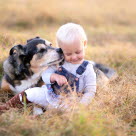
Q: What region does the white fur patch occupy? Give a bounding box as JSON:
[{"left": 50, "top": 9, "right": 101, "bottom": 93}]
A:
[{"left": 10, "top": 72, "right": 42, "bottom": 94}]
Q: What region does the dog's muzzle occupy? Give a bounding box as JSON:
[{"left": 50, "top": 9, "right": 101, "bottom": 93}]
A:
[{"left": 56, "top": 48, "right": 63, "bottom": 54}]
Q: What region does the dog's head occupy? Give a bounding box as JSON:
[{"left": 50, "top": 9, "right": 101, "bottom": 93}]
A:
[
  {"left": 8, "top": 37, "right": 64, "bottom": 77},
  {"left": 24, "top": 37, "right": 64, "bottom": 73}
]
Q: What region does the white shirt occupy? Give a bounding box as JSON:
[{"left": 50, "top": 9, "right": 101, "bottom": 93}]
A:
[{"left": 42, "top": 60, "right": 96, "bottom": 105}]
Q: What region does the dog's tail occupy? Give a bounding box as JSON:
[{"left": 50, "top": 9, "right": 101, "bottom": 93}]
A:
[{"left": 91, "top": 61, "right": 118, "bottom": 81}]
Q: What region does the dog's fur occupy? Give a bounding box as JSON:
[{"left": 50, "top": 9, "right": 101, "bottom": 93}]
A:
[
  {"left": 92, "top": 62, "right": 117, "bottom": 87},
  {"left": 1, "top": 37, "right": 63, "bottom": 94},
  {"left": 0, "top": 37, "right": 117, "bottom": 95}
]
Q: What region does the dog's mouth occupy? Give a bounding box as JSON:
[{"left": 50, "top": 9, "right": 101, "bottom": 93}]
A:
[
  {"left": 47, "top": 57, "right": 64, "bottom": 65},
  {"left": 40, "top": 56, "right": 64, "bottom": 67}
]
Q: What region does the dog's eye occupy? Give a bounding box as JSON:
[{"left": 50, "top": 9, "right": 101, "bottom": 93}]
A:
[
  {"left": 19, "top": 55, "right": 26, "bottom": 60},
  {"left": 38, "top": 48, "right": 47, "bottom": 53}
]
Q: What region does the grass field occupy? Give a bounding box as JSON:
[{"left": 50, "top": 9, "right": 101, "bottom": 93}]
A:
[{"left": 0, "top": 0, "right": 136, "bottom": 136}]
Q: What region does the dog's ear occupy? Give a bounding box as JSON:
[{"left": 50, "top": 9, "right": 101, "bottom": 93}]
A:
[
  {"left": 27, "top": 38, "right": 33, "bottom": 43},
  {"left": 27, "top": 36, "right": 40, "bottom": 43},
  {"left": 9, "top": 44, "right": 23, "bottom": 55}
]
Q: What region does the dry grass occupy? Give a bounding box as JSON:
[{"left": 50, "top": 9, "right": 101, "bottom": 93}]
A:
[
  {"left": 0, "top": 0, "right": 136, "bottom": 27},
  {"left": 0, "top": 0, "right": 136, "bottom": 135}
]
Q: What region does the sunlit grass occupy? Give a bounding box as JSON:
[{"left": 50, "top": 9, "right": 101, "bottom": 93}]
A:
[
  {"left": 0, "top": 0, "right": 136, "bottom": 135},
  {"left": 0, "top": 35, "right": 135, "bottom": 136}
]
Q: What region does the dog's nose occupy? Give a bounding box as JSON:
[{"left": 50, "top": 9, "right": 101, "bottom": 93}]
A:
[{"left": 56, "top": 48, "right": 63, "bottom": 54}]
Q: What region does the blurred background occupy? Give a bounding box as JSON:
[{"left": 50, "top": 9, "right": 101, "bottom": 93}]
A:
[
  {"left": 0, "top": 0, "right": 136, "bottom": 44},
  {"left": 0, "top": 0, "right": 136, "bottom": 74},
  {"left": 0, "top": 0, "right": 136, "bottom": 76}
]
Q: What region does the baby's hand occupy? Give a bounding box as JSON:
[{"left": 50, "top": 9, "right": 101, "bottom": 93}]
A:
[{"left": 50, "top": 73, "right": 67, "bottom": 86}]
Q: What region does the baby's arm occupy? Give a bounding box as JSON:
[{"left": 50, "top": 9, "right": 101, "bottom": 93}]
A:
[
  {"left": 42, "top": 66, "right": 67, "bottom": 108},
  {"left": 80, "top": 64, "right": 97, "bottom": 105},
  {"left": 42, "top": 66, "right": 67, "bottom": 86},
  {"left": 42, "top": 66, "right": 56, "bottom": 84}
]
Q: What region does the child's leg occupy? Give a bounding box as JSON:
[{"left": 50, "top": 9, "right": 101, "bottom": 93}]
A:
[
  {"left": 25, "top": 87, "right": 49, "bottom": 115},
  {"left": 0, "top": 87, "right": 48, "bottom": 111},
  {"left": 45, "top": 85, "right": 61, "bottom": 108},
  {"left": 25, "top": 87, "right": 49, "bottom": 107}
]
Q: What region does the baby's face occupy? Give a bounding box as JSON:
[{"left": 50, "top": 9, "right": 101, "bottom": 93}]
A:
[{"left": 60, "top": 39, "right": 86, "bottom": 64}]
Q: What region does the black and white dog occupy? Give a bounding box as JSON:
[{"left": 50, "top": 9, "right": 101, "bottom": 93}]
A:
[{"left": 1, "top": 37, "right": 63, "bottom": 94}]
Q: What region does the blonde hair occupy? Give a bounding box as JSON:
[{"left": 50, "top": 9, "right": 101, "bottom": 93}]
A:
[{"left": 56, "top": 23, "right": 87, "bottom": 46}]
